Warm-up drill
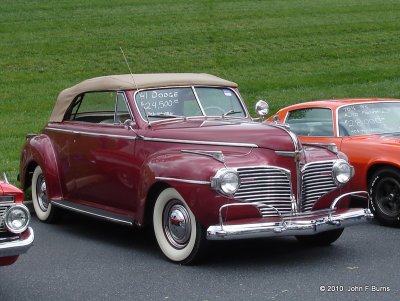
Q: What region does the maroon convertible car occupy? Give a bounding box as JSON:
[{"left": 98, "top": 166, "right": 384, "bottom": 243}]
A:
[{"left": 19, "top": 73, "right": 372, "bottom": 264}]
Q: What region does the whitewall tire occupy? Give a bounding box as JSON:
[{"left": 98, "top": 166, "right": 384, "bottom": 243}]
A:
[
  {"left": 32, "top": 165, "right": 58, "bottom": 223},
  {"left": 153, "top": 188, "right": 205, "bottom": 264}
]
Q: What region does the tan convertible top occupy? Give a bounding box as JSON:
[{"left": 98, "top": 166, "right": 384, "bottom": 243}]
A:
[{"left": 49, "top": 73, "right": 238, "bottom": 122}]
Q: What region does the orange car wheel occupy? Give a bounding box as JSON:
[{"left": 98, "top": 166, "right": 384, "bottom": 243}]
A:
[{"left": 369, "top": 167, "right": 400, "bottom": 227}]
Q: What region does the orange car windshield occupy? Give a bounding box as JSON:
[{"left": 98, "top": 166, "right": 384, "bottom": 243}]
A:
[{"left": 338, "top": 102, "right": 400, "bottom": 136}]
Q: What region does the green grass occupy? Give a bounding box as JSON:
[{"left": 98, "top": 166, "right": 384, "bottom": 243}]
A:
[{"left": 1, "top": 0, "right": 400, "bottom": 184}]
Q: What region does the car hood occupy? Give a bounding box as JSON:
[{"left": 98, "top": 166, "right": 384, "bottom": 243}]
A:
[{"left": 142, "top": 119, "right": 296, "bottom": 151}]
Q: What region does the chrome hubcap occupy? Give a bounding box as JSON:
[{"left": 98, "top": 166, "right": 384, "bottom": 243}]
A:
[
  {"left": 163, "top": 200, "right": 191, "bottom": 249},
  {"left": 36, "top": 174, "right": 49, "bottom": 211}
]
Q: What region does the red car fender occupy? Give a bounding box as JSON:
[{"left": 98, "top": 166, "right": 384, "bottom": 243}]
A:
[{"left": 20, "top": 134, "right": 63, "bottom": 200}]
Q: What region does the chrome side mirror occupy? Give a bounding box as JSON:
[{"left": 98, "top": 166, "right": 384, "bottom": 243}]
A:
[{"left": 255, "top": 100, "right": 269, "bottom": 120}]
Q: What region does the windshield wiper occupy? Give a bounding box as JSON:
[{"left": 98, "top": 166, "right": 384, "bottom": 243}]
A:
[
  {"left": 222, "top": 110, "right": 242, "bottom": 117},
  {"left": 149, "top": 113, "right": 184, "bottom": 119}
]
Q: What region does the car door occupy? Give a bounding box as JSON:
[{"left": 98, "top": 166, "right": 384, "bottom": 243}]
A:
[{"left": 64, "top": 91, "right": 139, "bottom": 214}]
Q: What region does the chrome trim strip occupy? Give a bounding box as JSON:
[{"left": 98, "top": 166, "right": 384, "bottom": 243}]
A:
[
  {"left": 0, "top": 227, "right": 34, "bottom": 256},
  {"left": 51, "top": 200, "right": 134, "bottom": 226},
  {"left": 275, "top": 151, "right": 296, "bottom": 157},
  {"left": 155, "top": 177, "right": 210, "bottom": 185},
  {"left": 191, "top": 86, "right": 206, "bottom": 115},
  {"left": 45, "top": 127, "right": 137, "bottom": 140},
  {"left": 46, "top": 127, "right": 257, "bottom": 147},
  {"left": 143, "top": 137, "right": 258, "bottom": 148},
  {"left": 181, "top": 150, "right": 225, "bottom": 163},
  {"left": 302, "top": 142, "right": 338, "bottom": 153}
]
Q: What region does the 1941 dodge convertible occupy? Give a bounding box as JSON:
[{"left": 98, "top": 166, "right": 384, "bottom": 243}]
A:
[{"left": 19, "top": 73, "right": 372, "bottom": 264}]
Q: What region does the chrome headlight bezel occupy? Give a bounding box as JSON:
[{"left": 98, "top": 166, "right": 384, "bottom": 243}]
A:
[
  {"left": 4, "top": 204, "right": 31, "bottom": 234},
  {"left": 211, "top": 168, "right": 240, "bottom": 196},
  {"left": 332, "top": 159, "right": 354, "bottom": 185}
]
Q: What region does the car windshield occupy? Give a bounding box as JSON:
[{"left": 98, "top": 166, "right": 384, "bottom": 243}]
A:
[
  {"left": 134, "top": 87, "right": 246, "bottom": 122},
  {"left": 338, "top": 102, "right": 400, "bottom": 136}
]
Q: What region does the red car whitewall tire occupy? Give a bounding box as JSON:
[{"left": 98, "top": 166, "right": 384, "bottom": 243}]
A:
[
  {"left": 153, "top": 188, "right": 205, "bottom": 264},
  {"left": 32, "top": 166, "right": 58, "bottom": 223}
]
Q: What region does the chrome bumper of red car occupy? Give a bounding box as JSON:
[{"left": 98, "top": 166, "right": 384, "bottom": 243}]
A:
[
  {"left": 0, "top": 227, "right": 34, "bottom": 257},
  {"left": 207, "top": 192, "right": 373, "bottom": 240}
]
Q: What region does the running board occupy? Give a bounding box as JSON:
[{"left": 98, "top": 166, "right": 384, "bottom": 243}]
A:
[{"left": 51, "top": 200, "right": 135, "bottom": 226}]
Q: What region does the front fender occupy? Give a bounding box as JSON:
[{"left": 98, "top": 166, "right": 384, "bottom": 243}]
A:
[
  {"left": 20, "top": 134, "right": 62, "bottom": 200},
  {"left": 137, "top": 150, "right": 228, "bottom": 226}
]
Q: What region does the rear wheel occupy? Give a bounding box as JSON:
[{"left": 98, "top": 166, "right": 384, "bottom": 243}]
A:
[
  {"left": 153, "top": 188, "right": 206, "bottom": 264},
  {"left": 32, "top": 166, "right": 59, "bottom": 223},
  {"left": 296, "top": 228, "right": 344, "bottom": 246},
  {"left": 369, "top": 168, "right": 400, "bottom": 227}
]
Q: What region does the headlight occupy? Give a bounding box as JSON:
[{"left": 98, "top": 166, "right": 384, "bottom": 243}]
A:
[
  {"left": 332, "top": 159, "right": 354, "bottom": 185},
  {"left": 5, "top": 204, "right": 30, "bottom": 234},
  {"left": 211, "top": 169, "right": 240, "bottom": 196}
]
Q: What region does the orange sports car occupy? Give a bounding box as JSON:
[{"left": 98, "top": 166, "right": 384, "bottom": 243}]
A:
[{"left": 268, "top": 98, "right": 400, "bottom": 227}]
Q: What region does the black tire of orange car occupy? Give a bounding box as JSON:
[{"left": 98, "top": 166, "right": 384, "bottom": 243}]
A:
[
  {"left": 31, "top": 165, "right": 60, "bottom": 223},
  {"left": 295, "top": 228, "right": 344, "bottom": 246},
  {"left": 152, "top": 188, "right": 208, "bottom": 264},
  {"left": 369, "top": 167, "right": 400, "bottom": 227}
]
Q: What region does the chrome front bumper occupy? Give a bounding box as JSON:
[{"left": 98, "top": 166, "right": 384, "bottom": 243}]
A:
[
  {"left": 0, "top": 227, "right": 34, "bottom": 257},
  {"left": 207, "top": 192, "right": 373, "bottom": 240}
]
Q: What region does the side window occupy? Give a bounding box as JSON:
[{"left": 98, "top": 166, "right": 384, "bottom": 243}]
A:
[
  {"left": 115, "top": 92, "right": 132, "bottom": 124},
  {"left": 65, "top": 91, "right": 131, "bottom": 124},
  {"left": 67, "top": 91, "right": 116, "bottom": 123},
  {"left": 286, "top": 108, "right": 334, "bottom": 137}
]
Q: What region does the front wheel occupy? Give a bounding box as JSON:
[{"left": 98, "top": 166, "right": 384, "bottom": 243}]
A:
[
  {"left": 296, "top": 228, "right": 344, "bottom": 246},
  {"left": 369, "top": 168, "right": 400, "bottom": 227},
  {"left": 153, "top": 188, "right": 206, "bottom": 264},
  {"left": 31, "top": 165, "right": 59, "bottom": 223}
]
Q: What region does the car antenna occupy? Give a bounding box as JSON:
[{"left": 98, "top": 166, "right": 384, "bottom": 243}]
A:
[{"left": 119, "top": 47, "right": 151, "bottom": 127}]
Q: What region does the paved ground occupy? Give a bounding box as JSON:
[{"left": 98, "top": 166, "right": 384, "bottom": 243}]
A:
[{"left": 1, "top": 212, "right": 398, "bottom": 301}]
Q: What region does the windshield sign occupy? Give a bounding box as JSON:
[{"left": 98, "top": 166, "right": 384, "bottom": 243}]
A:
[
  {"left": 135, "top": 87, "right": 246, "bottom": 121},
  {"left": 338, "top": 102, "right": 400, "bottom": 136}
]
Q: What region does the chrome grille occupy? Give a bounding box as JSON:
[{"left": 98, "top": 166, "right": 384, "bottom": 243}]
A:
[
  {"left": 0, "top": 205, "right": 9, "bottom": 232},
  {"left": 234, "top": 166, "right": 293, "bottom": 217},
  {"left": 301, "top": 161, "right": 337, "bottom": 211}
]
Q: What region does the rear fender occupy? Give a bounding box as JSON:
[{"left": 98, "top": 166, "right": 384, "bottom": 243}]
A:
[{"left": 20, "top": 134, "right": 62, "bottom": 200}]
